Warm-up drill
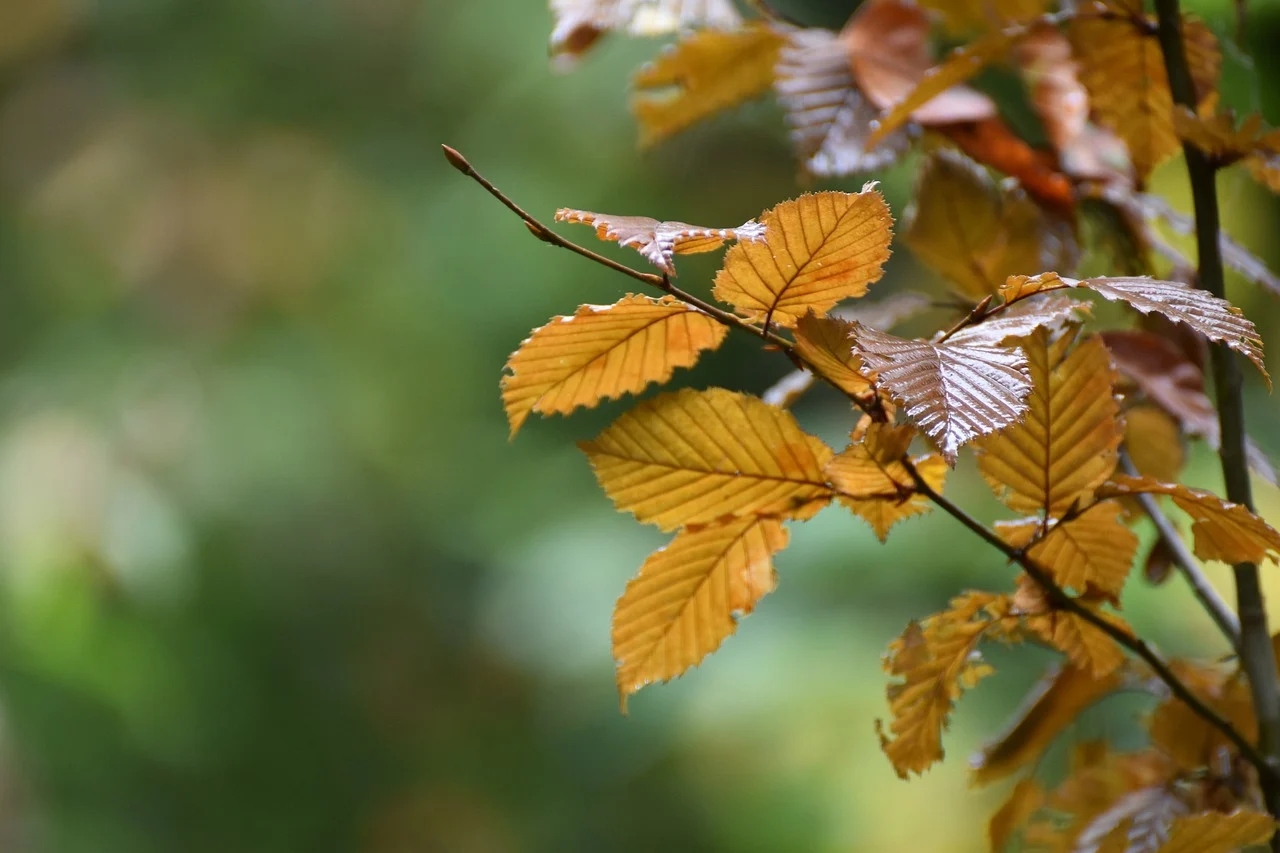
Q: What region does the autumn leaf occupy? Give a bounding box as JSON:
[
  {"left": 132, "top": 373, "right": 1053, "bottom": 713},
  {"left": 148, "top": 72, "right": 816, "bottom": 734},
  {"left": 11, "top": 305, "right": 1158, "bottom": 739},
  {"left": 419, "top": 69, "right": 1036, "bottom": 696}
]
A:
[
  {"left": 502, "top": 294, "right": 729, "bottom": 436},
  {"left": 1098, "top": 474, "right": 1280, "bottom": 565},
  {"left": 825, "top": 423, "right": 946, "bottom": 541},
  {"left": 937, "top": 118, "right": 1078, "bottom": 215},
  {"left": 879, "top": 592, "right": 1006, "bottom": 777},
  {"left": 1156, "top": 811, "right": 1277, "bottom": 853},
  {"left": 631, "top": 23, "right": 785, "bottom": 147},
  {"left": 997, "top": 501, "right": 1138, "bottom": 601},
  {"left": 850, "top": 322, "right": 1031, "bottom": 464},
  {"left": 972, "top": 663, "right": 1127, "bottom": 787},
  {"left": 1173, "top": 107, "right": 1280, "bottom": 171},
  {"left": 580, "top": 387, "right": 834, "bottom": 531},
  {"left": 1124, "top": 404, "right": 1186, "bottom": 484},
  {"left": 1014, "top": 588, "right": 1129, "bottom": 678},
  {"left": 1069, "top": 1, "right": 1220, "bottom": 180},
  {"left": 550, "top": 0, "right": 744, "bottom": 66},
  {"left": 612, "top": 516, "right": 787, "bottom": 709},
  {"left": 904, "top": 151, "right": 1057, "bottom": 300},
  {"left": 988, "top": 778, "right": 1044, "bottom": 852},
  {"left": 1102, "top": 330, "right": 1216, "bottom": 441},
  {"left": 774, "top": 26, "right": 912, "bottom": 177},
  {"left": 712, "top": 188, "right": 892, "bottom": 328},
  {"left": 1148, "top": 660, "right": 1254, "bottom": 772},
  {"left": 917, "top": 0, "right": 1047, "bottom": 34},
  {"left": 554, "top": 209, "right": 765, "bottom": 275},
  {"left": 946, "top": 293, "right": 1091, "bottom": 348},
  {"left": 793, "top": 312, "right": 872, "bottom": 398},
  {"left": 976, "top": 330, "right": 1122, "bottom": 516},
  {"left": 831, "top": 291, "right": 932, "bottom": 330}
]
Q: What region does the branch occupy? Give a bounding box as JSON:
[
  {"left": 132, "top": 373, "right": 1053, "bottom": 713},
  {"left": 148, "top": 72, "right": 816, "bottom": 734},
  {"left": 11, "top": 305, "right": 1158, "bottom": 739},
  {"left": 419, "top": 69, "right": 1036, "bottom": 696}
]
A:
[
  {"left": 1118, "top": 450, "right": 1241, "bottom": 651},
  {"left": 1152, "top": 0, "right": 1280, "bottom": 814},
  {"left": 902, "top": 458, "right": 1277, "bottom": 783}
]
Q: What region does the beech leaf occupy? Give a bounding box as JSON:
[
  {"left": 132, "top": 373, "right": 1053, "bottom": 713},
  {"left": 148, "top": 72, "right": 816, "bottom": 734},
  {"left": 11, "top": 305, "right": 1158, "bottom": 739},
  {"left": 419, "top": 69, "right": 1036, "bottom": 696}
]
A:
[
  {"left": 712, "top": 188, "right": 893, "bottom": 328},
  {"left": 997, "top": 502, "right": 1138, "bottom": 601},
  {"left": 580, "top": 387, "right": 834, "bottom": 531},
  {"left": 793, "top": 313, "right": 872, "bottom": 398},
  {"left": 851, "top": 322, "right": 1031, "bottom": 464},
  {"left": 612, "top": 516, "right": 787, "bottom": 710},
  {"left": 825, "top": 423, "right": 946, "bottom": 541},
  {"left": 1156, "top": 811, "right": 1278, "bottom": 853},
  {"left": 502, "top": 294, "right": 729, "bottom": 436},
  {"left": 554, "top": 208, "right": 765, "bottom": 275},
  {"left": 550, "top": 0, "right": 744, "bottom": 66}
]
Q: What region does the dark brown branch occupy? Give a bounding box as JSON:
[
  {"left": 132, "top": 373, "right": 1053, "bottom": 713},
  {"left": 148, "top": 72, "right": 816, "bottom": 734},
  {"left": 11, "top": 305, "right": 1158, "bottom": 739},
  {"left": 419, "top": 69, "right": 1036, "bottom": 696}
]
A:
[{"left": 1151, "top": 0, "right": 1280, "bottom": 818}]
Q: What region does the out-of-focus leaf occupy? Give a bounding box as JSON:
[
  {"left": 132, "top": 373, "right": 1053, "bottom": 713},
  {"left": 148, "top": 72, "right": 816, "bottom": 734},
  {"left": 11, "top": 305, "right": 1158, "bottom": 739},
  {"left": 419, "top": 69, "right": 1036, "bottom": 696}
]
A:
[
  {"left": 1098, "top": 475, "right": 1280, "bottom": 565},
  {"left": 1124, "top": 404, "right": 1186, "bottom": 484},
  {"left": 976, "top": 331, "right": 1122, "bottom": 516},
  {"left": 1148, "top": 659, "right": 1254, "bottom": 772},
  {"left": 580, "top": 387, "right": 834, "bottom": 531},
  {"left": 850, "top": 322, "right": 1031, "bottom": 464},
  {"left": 612, "top": 516, "right": 786, "bottom": 709},
  {"left": 631, "top": 23, "right": 784, "bottom": 147},
  {"left": 554, "top": 208, "right": 765, "bottom": 275},
  {"left": 774, "top": 27, "right": 912, "bottom": 177},
  {"left": 712, "top": 188, "right": 892, "bottom": 327},
  {"left": 917, "top": 0, "right": 1047, "bottom": 33},
  {"left": 938, "top": 118, "right": 1079, "bottom": 215},
  {"left": 831, "top": 291, "right": 933, "bottom": 330},
  {"left": 988, "top": 778, "right": 1045, "bottom": 851},
  {"left": 825, "top": 423, "right": 946, "bottom": 541},
  {"left": 550, "top": 0, "right": 743, "bottom": 67},
  {"left": 1156, "top": 811, "right": 1277, "bottom": 853},
  {"left": 502, "top": 294, "right": 728, "bottom": 436}
]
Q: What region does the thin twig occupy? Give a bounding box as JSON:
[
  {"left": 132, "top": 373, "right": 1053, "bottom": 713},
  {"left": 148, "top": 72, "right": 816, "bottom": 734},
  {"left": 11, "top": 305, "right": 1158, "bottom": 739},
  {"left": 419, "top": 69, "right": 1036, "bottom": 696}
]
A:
[
  {"left": 1119, "top": 451, "right": 1241, "bottom": 651},
  {"left": 1151, "top": 0, "right": 1280, "bottom": 819},
  {"left": 903, "top": 458, "right": 1277, "bottom": 783}
]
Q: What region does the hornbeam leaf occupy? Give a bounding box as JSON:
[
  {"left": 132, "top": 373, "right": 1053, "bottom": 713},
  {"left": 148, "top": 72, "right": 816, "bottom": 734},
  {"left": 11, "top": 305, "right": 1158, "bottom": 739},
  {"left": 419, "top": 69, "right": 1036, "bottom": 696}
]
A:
[
  {"left": 580, "top": 387, "right": 834, "bottom": 531},
  {"left": 554, "top": 208, "right": 765, "bottom": 275},
  {"left": 1156, "top": 811, "right": 1278, "bottom": 853},
  {"left": 947, "top": 294, "right": 1091, "bottom": 347},
  {"left": 1098, "top": 474, "right": 1280, "bottom": 565},
  {"left": 976, "top": 330, "right": 1122, "bottom": 516},
  {"left": 774, "top": 26, "right": 912, "bottom": 177},
  {"left": 631, "top": 24, "right": 784, "bottom": 147},
  {"left": 501, "top": 294, "right": 728, "bottom": 436},
  {"left": 850, "top": 322, "right": 1031, "bottom": 464},
  {"left": 713, "top": 188, "right": 893, "bottom": 328},
  {"left": 793, "top": 313, "right": 873, "bottom": 397},
  {"left": 825, "top": 423, "right": 946, "bottom": 541},
  {"left": 996, "top": 501, "right": 1138, "bottom": 600},
  {"left": 612, "top": 516, "right": 787, "bottom": 710}
]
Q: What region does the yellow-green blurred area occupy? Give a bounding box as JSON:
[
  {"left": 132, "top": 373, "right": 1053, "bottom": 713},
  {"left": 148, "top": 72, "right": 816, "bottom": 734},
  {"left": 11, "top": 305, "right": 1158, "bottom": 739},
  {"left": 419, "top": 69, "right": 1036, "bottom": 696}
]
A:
[{"left": 0, "top": 0, "right": 1278, "bottom": 850}]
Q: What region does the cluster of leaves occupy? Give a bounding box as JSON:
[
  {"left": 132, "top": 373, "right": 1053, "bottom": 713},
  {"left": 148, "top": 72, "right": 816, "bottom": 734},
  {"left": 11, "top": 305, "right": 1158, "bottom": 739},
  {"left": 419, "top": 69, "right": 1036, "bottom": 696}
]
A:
[{"left": 464, "top": 0, "right": 1280, "bottom": 850}]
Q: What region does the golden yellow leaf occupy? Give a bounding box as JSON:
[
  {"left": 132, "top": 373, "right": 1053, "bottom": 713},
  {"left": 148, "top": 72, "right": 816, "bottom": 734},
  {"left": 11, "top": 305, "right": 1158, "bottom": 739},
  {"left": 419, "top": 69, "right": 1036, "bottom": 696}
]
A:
[
  {"left": 1156, "top": 811, "right": 1278, "bottom": 853},
  {"left": 612, "top": 516, "right": 787, "bottom": 709},
  {"left": 825, "top": 423, "right": 946, "bottom": 541},
  {"left": 1173, "top": 107, "right": 1266, "bottom": 166},
  {"left": 1125, "top": 404, "right": 1186, "bottom": 484},
  {"left": 905, "top": 151, "right": 1052, "bottom": 300},
  {"left": 631, "top": 23, "right": 784, "bottom": 147},
  {"left": 1023, "top": 604, "right": 1128, "bottom": 679},
  {"left": 1148, "top": 660, "right": 1255, "bottom": 772},
  {"left": 972, "top": 663, "right": 1126, "bottom": 787},
  {"left": 1069, "top": 3, "right": 1220, "bottom": 180},
  {"left": 988, "top": 778, "right": 1044, "bottom": 852},
  {"left": 792, "top": 312, "right": 872, "bottom": 398},
  {"left": 501, "top": 295, "right": 729, "bottom": 436},
  {"left": 774, "top": 27, "right": 912, "bottom": 177},
  {"left": 1098, "top": 474, "right": 1280, "bottom": 565},
  {"left": 554, "top": 208, "right": 766, "bottom": 275},
  {"left": 850, "top": 322, "right": 1032, "bottom": 464},
  {"left": 550, "top": 0, "right": 744, "bottom": 66},
  {"left": 712, "top": 188, "right": 893, "bottom": 328},
  {"left": 917, "top": 0, "right": 1046, "bottom": 33},
  {"left": 879, "top": 591, "right": 1005, "bottom": 777},
  {"left": 977, "top": 330, "right": 1122, "bottom": 516},
  {"left": 580, "top": 387, "right": 834, "bottom": 531},
  {"left": 996, "top": 502, "right": 1137, "bottom": 600}
]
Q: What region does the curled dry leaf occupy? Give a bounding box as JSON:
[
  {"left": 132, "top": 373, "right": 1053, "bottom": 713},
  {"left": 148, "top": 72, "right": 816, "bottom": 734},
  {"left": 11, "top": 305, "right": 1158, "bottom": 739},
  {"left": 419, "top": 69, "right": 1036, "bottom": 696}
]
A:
[
  {"left": 550, "top": 0, "right": 744, "bottom": 67},
  {"left": 554, "top": 208, "right": 765, "bottom": 275},
  {"left": 850, "top": 321, "right": 1032, "bottom": 464},
  {"left": 1098, "top": 474, "right": 1280, "bottom": 565},
  {"left": 976, "top": 330, "right": 1122, "bottom": 516},
  {"left": 580, "top": 387, "right": 834, "bottom": 531},
  {"left": 712, "top": 188, "right": 893, "bottom": 328},
  {"left": 1155, "top": 811, "right": 1278, "bottom": 853},
  {"left": 502, "top": 294, "right": 729, "bottom": 436},
  {"left": 612, "top": 516, "right": 787, "bottom": 710},
  {"left": 774, "top": 26, "right": 913, "bottom": 177},
  {"left": 825, "top": 422, "right": 946, "bottom": 541},
  {"left": 631, "top": 23, "right": 785, "bottom": 147},
  {"left": 996, "top": 501, "right": 1138, "bottom": 601}
]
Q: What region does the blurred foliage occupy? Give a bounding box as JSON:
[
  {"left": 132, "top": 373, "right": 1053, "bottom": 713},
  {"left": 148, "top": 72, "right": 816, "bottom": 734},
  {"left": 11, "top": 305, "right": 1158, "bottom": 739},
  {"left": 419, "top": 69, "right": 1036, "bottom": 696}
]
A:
[{"left": 0, "top": 0, "right": 1276, "bottom": 851}]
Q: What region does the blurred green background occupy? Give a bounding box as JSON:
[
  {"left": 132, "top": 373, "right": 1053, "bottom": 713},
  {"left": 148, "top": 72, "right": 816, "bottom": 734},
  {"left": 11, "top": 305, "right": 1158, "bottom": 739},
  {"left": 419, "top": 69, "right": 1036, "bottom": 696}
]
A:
[{"left": 0, "top": 0, "right": 1278, "bottom": 851}]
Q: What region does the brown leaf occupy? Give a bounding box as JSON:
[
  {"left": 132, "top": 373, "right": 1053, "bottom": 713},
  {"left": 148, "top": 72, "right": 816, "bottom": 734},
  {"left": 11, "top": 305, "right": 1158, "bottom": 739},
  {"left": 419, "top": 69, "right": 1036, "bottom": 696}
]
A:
[
  {"left": 580, "top": 387, "right": 834, "bottom": 531},
  {"left": 554, "top": 209, "right": 765, "bottom": 275},
  {"left": 712, "top": 188, "right": 893, "bottom": 328},
  {"left": 550, "top": 0, "right": 744, "bottom": 67},
  {"left": 774, "top": 26, "right": 912, "bottom": 177},
  {"left": 793, "top": 313, "right": 872, "bottom": 398},
  {"left": 1102, "top": 330, "right": 1216, "bottom": 440},
  {"left": 825, "top": 423, "right": 946, "bottom": 541},
  {"left": 502, "top": 294, "right": 729, "bottom": 436},
  {"left": 1156, "top": 811, "right": 1278, "bottom": 853},
  {"left": 631, "top": 23, "right": 785, "bottom": 147},
  {"left": 850, "top": 322, "right": 1032, "bottom": 464},
  {"left": 938, "top": 119, "right": 1079, "bottom": 216},
  {"left": 1098, "top": 474, "right": 1280, "bottom": 565},
  {"left": 612, "top": 516, "right": 787, "bottom": 709}
]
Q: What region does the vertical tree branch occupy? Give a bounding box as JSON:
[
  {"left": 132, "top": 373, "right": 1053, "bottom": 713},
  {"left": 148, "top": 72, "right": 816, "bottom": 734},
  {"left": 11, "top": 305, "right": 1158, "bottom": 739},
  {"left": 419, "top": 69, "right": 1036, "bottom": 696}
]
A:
[{"left": 1152, "top": 0, "right": 1280, "bottom": 824}]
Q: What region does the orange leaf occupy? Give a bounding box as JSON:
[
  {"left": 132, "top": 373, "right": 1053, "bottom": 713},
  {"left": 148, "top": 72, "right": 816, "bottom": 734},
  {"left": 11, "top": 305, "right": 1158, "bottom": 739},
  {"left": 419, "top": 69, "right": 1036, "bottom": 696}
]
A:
[
  {"left": 631, "top": 23, "right": 785, "bottom": 147},
  {"left": 554, "top": 208, "right": 765, "bottom": 275},
  {"left": 502, "top": 294, "right": 729, "bottom": 436},
  {"left": 793, "top": 312, "right": 872, "bottom": 398},
  {"left": 851, "top": 322, "right": 1032, "bottom": 463},
  {"left": 917, "top": 0, "right": 1048, "bottom": 33},
  {"left": 580, "top": 387, "right": 834, "bottom": 531},
  {"left": 997, "top": 501, "right": 1138, "bottom": 600},
  {"left": 612, "top": 516, "right": 787, "bottom": 709},
  {"left": 825, "top": 423, "right": 946, "bottom": 541},
  {"left": 712, "top": 188, "right": 893, "bottom": 328},
  {"left": 1156, "top": 811, "right": 1278, "bottom": 853},
  {"left": 937, "top": 117, "right": 1077, "bottom": 215}
]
